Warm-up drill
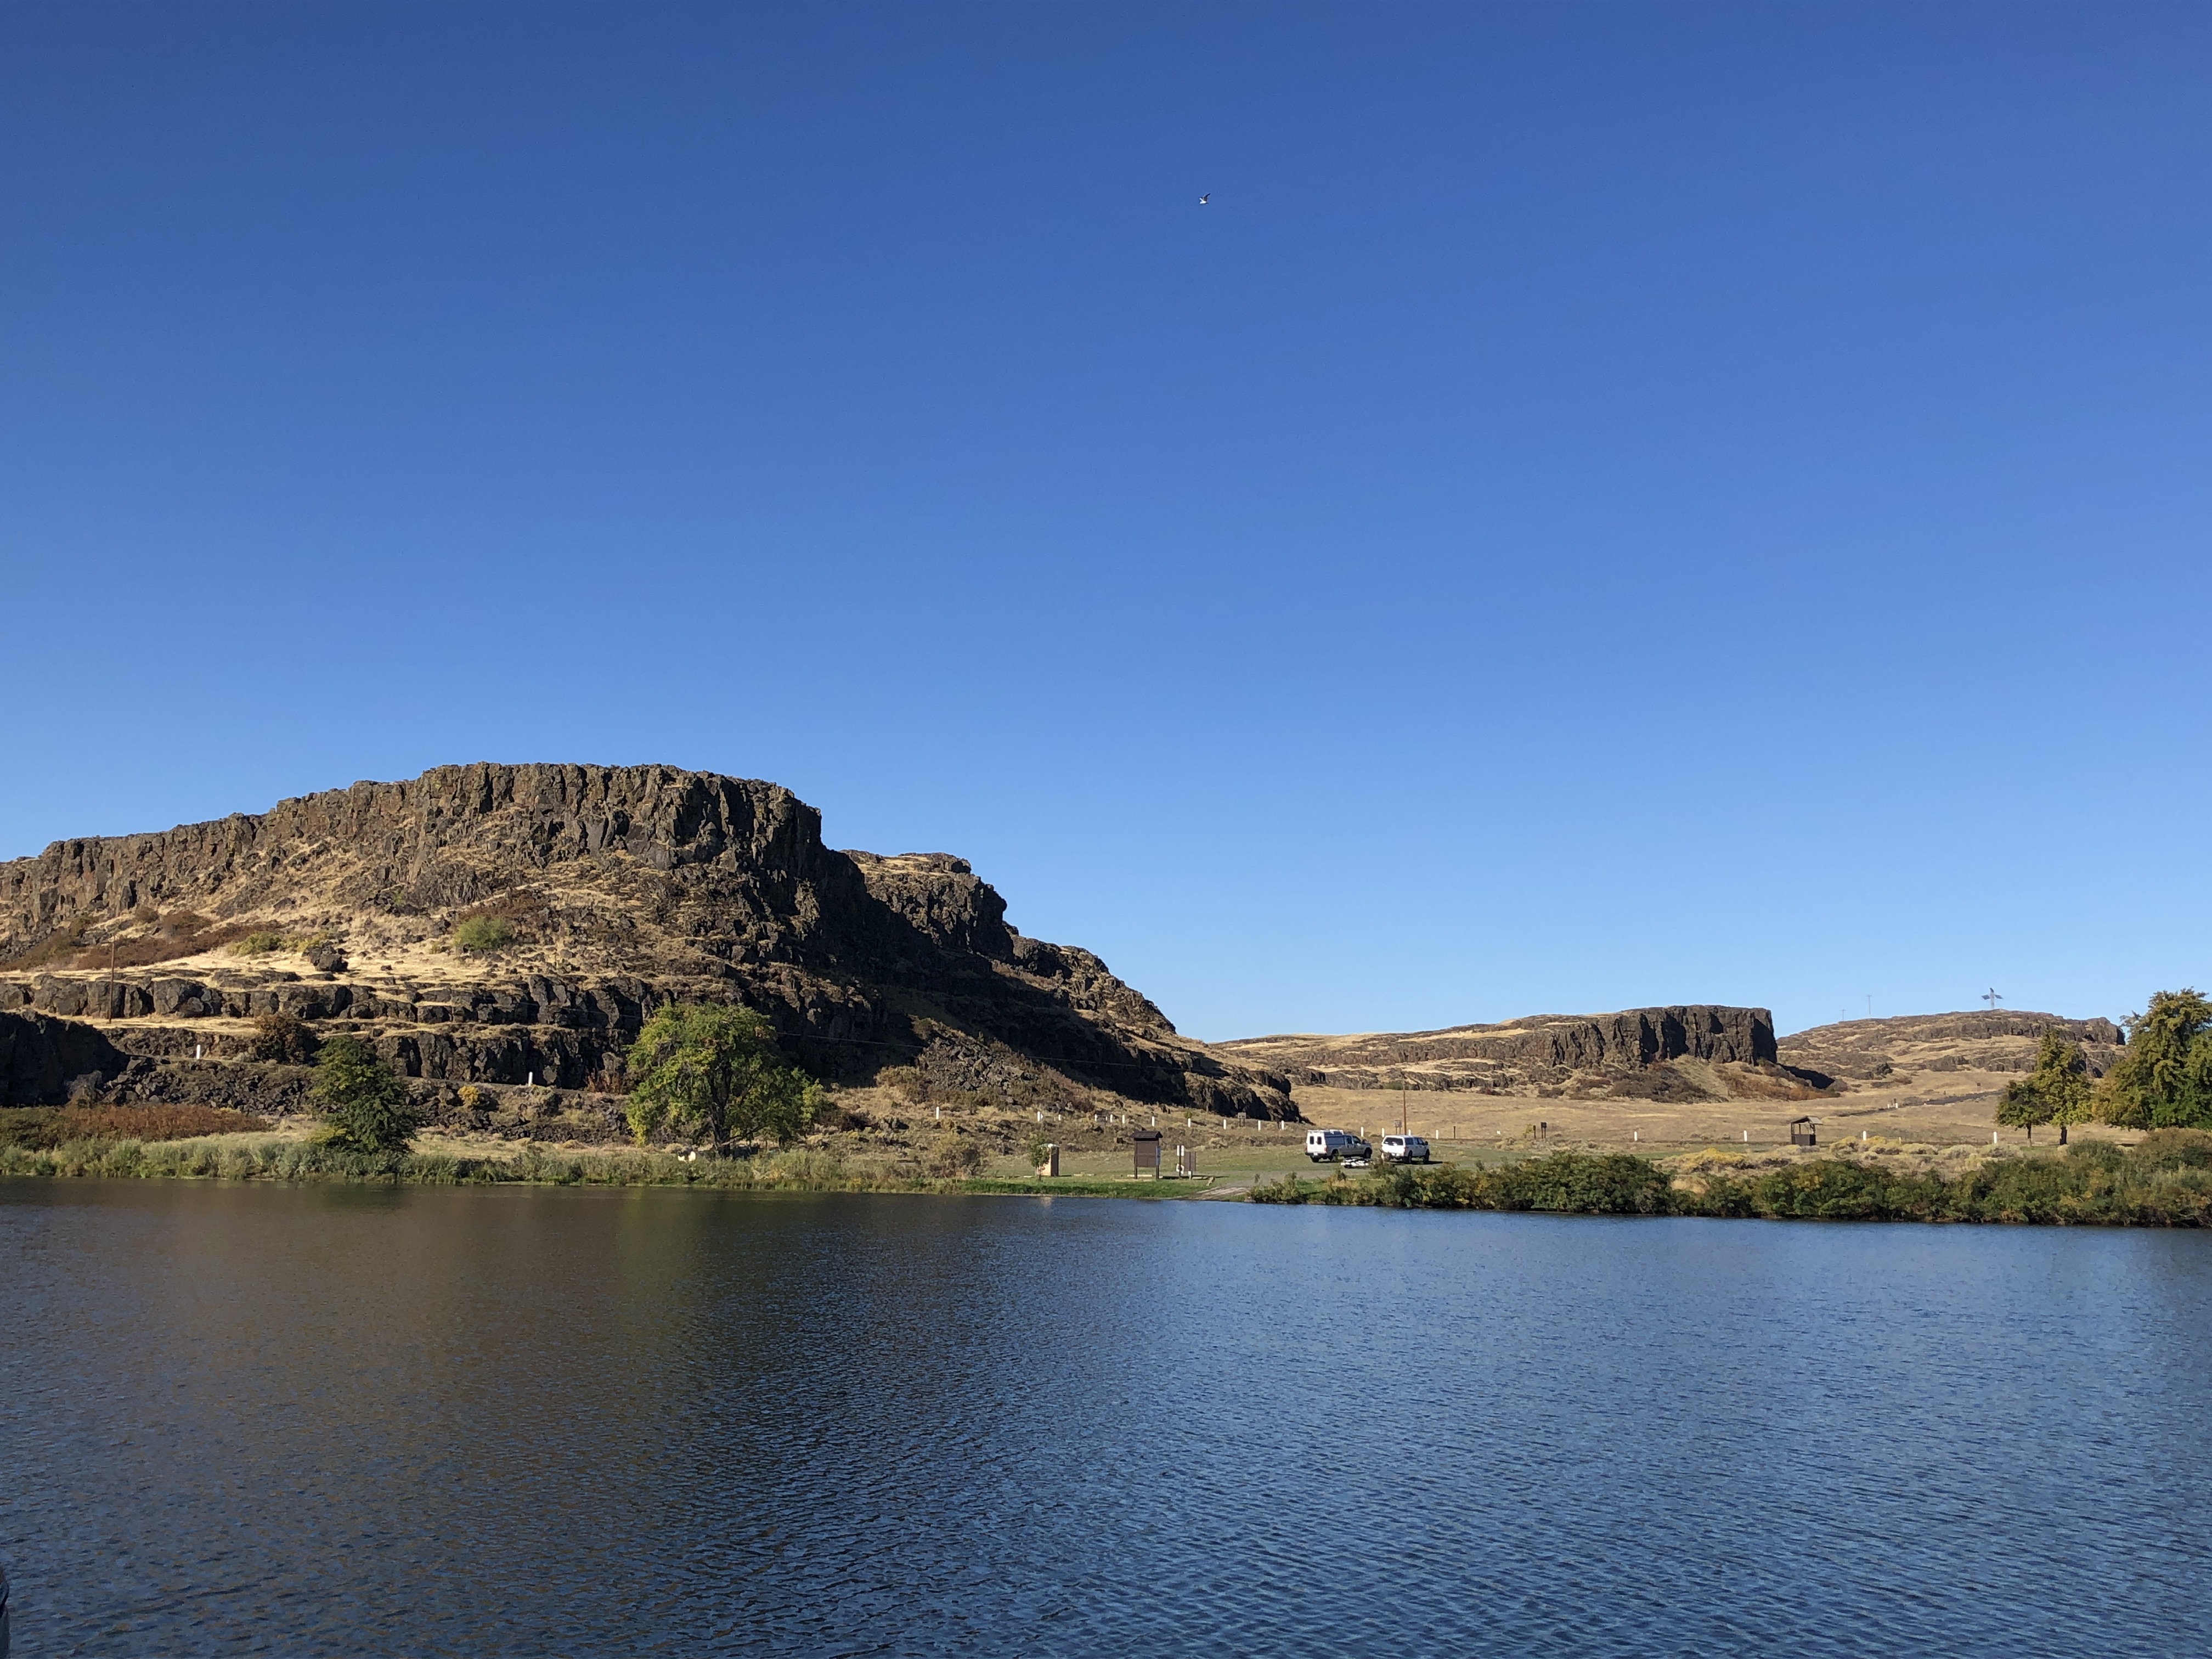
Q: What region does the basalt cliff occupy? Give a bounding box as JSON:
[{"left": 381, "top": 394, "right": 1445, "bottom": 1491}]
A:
[
  {"left": 0, "top": 764, "right": 1294, "bottom": 1122},
  {"left": 1217, "top": 1006, "right": 1791, "bottom": 1102},
  {"left": 1777, "top": 1010, "right": 2126, "bottom": 1086}
]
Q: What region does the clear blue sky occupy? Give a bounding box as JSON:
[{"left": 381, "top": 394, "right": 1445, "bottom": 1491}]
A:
[{"left": 3, "top": 3, "right": 2206, "bottom": 1041}]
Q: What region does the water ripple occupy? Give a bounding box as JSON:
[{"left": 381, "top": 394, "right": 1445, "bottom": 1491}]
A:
[{"left": 2, "top": 1184, "right": 2209, "bottom": 1655}]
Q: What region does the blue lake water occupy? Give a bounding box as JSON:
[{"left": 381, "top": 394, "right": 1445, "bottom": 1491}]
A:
[{"left": 2, "top": 1180, "right": 2208, "bottom": 1656}]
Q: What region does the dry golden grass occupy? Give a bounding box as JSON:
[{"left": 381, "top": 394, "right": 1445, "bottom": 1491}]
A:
[
  {"left": 1286, "top": 1074, "right": 2134, "bottom": 1155},
  {"left": 47, "top": 1104, "right": 270, "bottom": 1142}
]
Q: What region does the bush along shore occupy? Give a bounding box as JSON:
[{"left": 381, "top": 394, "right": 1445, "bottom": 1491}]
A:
[
  {"left": 0, "top": 1134, "right": 1190, "bottom": 1198},
  {"left": 5, "top": 1133, "right": 2210, "bottom": 1223},
  {"left": 1249, "top": 1135, "right": 2212, "bottom": 1225}
]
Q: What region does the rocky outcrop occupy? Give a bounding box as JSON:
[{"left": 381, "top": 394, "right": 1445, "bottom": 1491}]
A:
[
  {"left": 1780, "top": 1011, "right": 2126, "bottom": 1082},
  {"left": 1216, "top": 1006, "right": 1778, "bottom": 1094},
  {"left": 0, "top": 1010, "right": 129, "bottom": 1105},
  {"left": 0, "top": 764, "right": 1294, "bottom": 1120}
]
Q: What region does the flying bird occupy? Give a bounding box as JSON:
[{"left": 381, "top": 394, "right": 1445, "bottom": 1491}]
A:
[{"left": 1198, "top": 193, "right": 1210, "bottom": 205}]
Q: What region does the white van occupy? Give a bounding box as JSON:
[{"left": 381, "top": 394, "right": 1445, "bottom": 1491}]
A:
[
  {"left": 1379, "top": 1135, "right": 1431, "bottom": 1164},
  {"left": 1306, "top": 1129, "right": 1371, "bottom": 1162}
]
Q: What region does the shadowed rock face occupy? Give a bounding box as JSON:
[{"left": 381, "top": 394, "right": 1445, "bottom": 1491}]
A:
[
  {"left": 0, "top": 1010, "right": 128, "bottom": 1105},
  {"left": 1214, "top": 1006, "right": 1778, "bottom": 1093},
  {"left": 0, "top": 764, "right": 1293, "bottom": 1119}
]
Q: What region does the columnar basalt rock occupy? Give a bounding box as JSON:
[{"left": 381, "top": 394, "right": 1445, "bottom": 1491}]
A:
[
  {"left": 0, "top": 764, "right": 1295, "bottom": 1120},
  {"left": 1215, "top": 1006, "right": 1780, "bottom": 1095}
]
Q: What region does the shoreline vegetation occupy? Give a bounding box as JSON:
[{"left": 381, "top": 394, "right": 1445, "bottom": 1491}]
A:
[
  {"left": 5, "top": 1131, "right": 2211, "bottom": 1226},
  {"left": 6, "top": 994, "right": 2209, "bottom": 1225},
  {"left": 0, "top": 1133, "right": 1204, "bottom": 1200},
  {"left": 1252, "top": 1133, "right": 2212, "bottom": 1224}
]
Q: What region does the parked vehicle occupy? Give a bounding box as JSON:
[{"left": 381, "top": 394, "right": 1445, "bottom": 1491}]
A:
[
  {"left": 1305, "top": 1129, "right": 1372, "bottom": 1163},
  {"left": 1340, "top": 1155, "right": 1372, "bottom": 1170},
  {"left": 1378, "top": 1135, "right": 1431, "bottom": 1164}
]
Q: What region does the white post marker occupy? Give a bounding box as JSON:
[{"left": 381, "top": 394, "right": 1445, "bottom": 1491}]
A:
[{"left": 1743, "top": 1131, "right": 1749, "bottom": 1142}]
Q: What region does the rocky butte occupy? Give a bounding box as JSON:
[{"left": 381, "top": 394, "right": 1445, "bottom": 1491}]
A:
[
  {"left": 1216, "top": 1007, "right": 1795, "bottom": 1103},
  {"left": 0, "top": 763, "right": 1295, "bottom": 1124}
]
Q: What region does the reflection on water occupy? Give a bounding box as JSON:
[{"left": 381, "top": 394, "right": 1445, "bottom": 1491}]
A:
[{"left": 3, "top": 1181, "right": 2209, "bottom": 1655}]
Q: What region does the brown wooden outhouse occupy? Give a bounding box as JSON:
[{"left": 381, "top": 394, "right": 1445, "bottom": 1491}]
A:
[{"left": 1132, "top": 1128, "right": 1163, "bottom": 1178}]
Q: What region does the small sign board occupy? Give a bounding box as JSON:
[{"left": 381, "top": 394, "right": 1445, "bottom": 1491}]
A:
[{"left": 1132, "top": 1128, "right": 1163, "bottom": 1177}]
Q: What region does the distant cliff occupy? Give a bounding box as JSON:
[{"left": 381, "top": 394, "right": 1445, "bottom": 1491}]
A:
[
  {"left": 0, "top": 764, "right": 1293, "bottom": 1116},
  {"left": 1215, "top": 1006, "right": 1779, "bottom": 1095},
  {"left": 1779, "top": 1011, "right": 2126, "bottom": 1085}
]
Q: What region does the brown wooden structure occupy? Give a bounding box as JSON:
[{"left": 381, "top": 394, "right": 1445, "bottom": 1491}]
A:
[
  {"left": 1133, "top": 1128, "right": 1163, "bottom": 1178},
  {"left": 1789, "top": 1116, "right": 1817, "bottom": 1147}
]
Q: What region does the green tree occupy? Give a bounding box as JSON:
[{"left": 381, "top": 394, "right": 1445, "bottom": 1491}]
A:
[
  {"left": 1995, "top": 1076, "right": 2051, "bottom": 1142},
  {"left": 1996, "top": 1031, "right": 2092, "bottom": 1144},
  {"left": 623, "top": 1003, "right": 820, "bottom": 1153},
  {"left": 2042, "top": 1033, "right": 2095, "bottom": 1145},
  {"left": 313, "top": 1035, "right": 421, "bottom": 1154},
  {"left": 2097, "top": 990, "right": 2212, "bottom": 1131}
]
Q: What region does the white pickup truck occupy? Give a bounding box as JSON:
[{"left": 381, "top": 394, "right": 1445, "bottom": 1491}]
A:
[
  {"left": 1378, "top": 1135, "right": 1431, "bottom": 1164},
  {"left": 1305, "top": 1129, "right": 1371, "bottom": 1162}
]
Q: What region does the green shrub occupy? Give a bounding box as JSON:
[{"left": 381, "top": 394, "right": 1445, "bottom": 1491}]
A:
[
  {"left": 2066, "top": 1138, "right": 2127, "bottom": 1172},
  {"left": 1494, "top": 1151, "right": 1673, "bottom": 1214},
  {"left": 2134, "top": 1127, "right": 2212, "bottom": 1169},
  {"left": 1745, "top": 1159, "right": 1911, "bottom": 1221},
  {"left": 250, "top": 1009, "right": 317, "bottom": 1064},
  {"left": 923, "top": 1138, "right": 987, "bottom": 1178},
  {"left": 453, "top": 915, "right": 516, "bottom": 952},
  {"left": 230, "top": 930, "right": 290, "bottom": 956},
  {"left": 1242, "top": 1144, "right": 2212, "bottom": 1227},
  {"left": 0, "top": 1109, "right": 58, "bottom": 1149}
]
